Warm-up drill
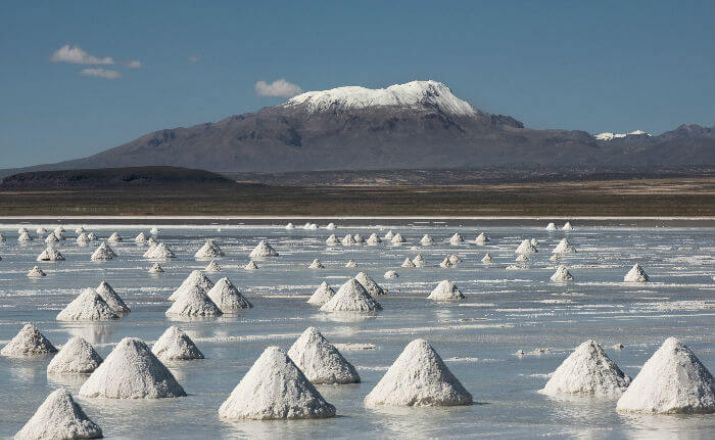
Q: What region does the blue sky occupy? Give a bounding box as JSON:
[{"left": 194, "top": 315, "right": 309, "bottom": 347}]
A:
[{"left": 1, "top": 0, "right": 713, "bottom": 168}]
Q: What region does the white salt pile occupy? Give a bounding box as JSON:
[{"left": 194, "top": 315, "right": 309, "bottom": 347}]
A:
[
  {"left": 168, "top": 270, "right": 214, "bottom": 301},
  {"left": 366, "top": 233, "right": 382, "bottom": 245},
  {"left": 47, "top": 337, "right": 103, "bottom": 374},
  {"left": 38, "top": 226, "right": 49, "bottom": 235},
  {"left": 90, "top": 241, "right": 116, "bottom": 261},
  {"left": 76, "top": 232, "right": 90, "bottom": 246},
  {"left": 146, "top": 236, "right": 158, "bottom": 247},
  {"left": 15, "top": 389, "right": 103, "bottom": 440},
  {"left": 87, "top": 232, "right": 97, "bottom": 241},
  {"left": 308, "top": 259, "right": 325, "bottom": 269},
  {"left": 325, "top": 234, "right": 339, "bottom": 246},
  {"left": 481, "top": 253, "right": 494, "bottom": 264},
  {"left": 80, "top": 337, "right": 186, "bottom": 399},
  {"left": 546, "top": 222, "right": 557, "bottom": 231},
  {"left": 95, "top": 281, "right": 130, "bottom": 313},
  {"left": 341, "top": 234, "right": 356, "bottom": 246},
  {"left": 150, "top": 226, "right": 160, "bottom": 236},
  {"left": 143, "top": 242, "right": 175, "bottom": 259},
  {"left": 475, "top": 232, "right": 490, "bottom": 245},
  {"left": 204, "top": 259, "right": 222, "bottom": 273},
  {"left": 384, "top": 270, "right": 399, "bottom": 279},
  {"left": 288, "top": 327, "right": 360, "bottom": 384},
  {"left": 356, "top": 271, "right": 387, "bottom": 297},
  {"left": 303, "top": 222, "right": 318, "bottom": 230},
  {"left": 56, "top": 288, "right": 120, "bottom": 321},
  {"left": 449, "top": 232, "right": 464, "bottom": 245},
  {"left": 384, "top": 230, "right": 395, "bottom": 240},
  {"left": 325, "top": 222, "right": 336, "bottom": 230},
  {"left": 552, "top": 238, "right": 576, "bottom": 254},
  {"left": 207, "top": 277, "right": 252, "bottom": 312},
  {"left": 617, "top": 337, "right": 715, "bottom": 413},
  {"left": 515, "top": 254, "right": 529, "bottom": 263},
  {"left": 249, "top": 240, "right": 279, "bottom": 258},
  {"left": 320, "top": 278, "right": 383, "bottom": 313},
  {"left": 285, "top": 222, "right": 295, "bottom": 230},
  {"left": 562, "top": 221, "right": 574, "bottom": 231},
  {"left": 194, "top": 239, "right": 224, "bottom": 259},
  {"left": 550, "top": 265, "right": 574, "bottom": 282},
  {"left": 244, "top": 260, "right": 259, "bottom": 270},
  {"left": 364, "top": 339, "right": 472, "bottom": 407},
  {"left": 428, "top": 280, "right": 465, "bottom": 301},
  {"left": 448, "top": 254, "right": 462, "bottom": 264},
  {"left": 391, "top": 233, "right": 406, "bottom": 245},
  {"left": 540, "top": 340, "right": 630, "bottom": 399},
  {"left": 37, "top": 246, "right": 65, "bottom": 262},
  {"left": 45, "top": 233, "right": 60, "bottom": 245},
  {"left": 439, "top": 257, "right": 453, "bottom": 268},
  {"left": 420, "top": 234, "right": 434, "bottom": 246},
  {"left": 624, "top": 263, "right": 649, "bottom": 282},
  {"left": 152, "top": 326, "right": 204, "bottom": 361},
  {"left": 18, "top": 230, "right": 33, "bottom": 242},
  {"left": 107, "top": 232, "right": 122, "bottom": 242},
  {"left": 1, "top": 323, "right": 57, "bottom": 357},
  {"left": 135, "top": 232, "right": 148, "bottom": 244},
  {"left": 515, "top": 239, "right": 538, "bottom": 255},
  {"left": 353, "top": 234, "right": 365, "bottom": 243},
  {"left": 53, "top": 226, "right": 65, "bottom": 238},
  {"left": 401, "top": 257, "right": 416, "bottom": 268},
  {"left": 218, "top": 346, "right": 336, "bottom": 420},
  {"left": 27, "top": 266, "right": 47, "bottom": 278},
  {"left": 18, "top": 226, "right": 29, "bottom": 234},
  {"left": 148, "top": 263, "right": 164, "bottom": 273},
  {"left": 74, "top": 226, "right": 85, "bottom": 234},
  {"left": 307, "top": 281, "right": 335, "bottom": 306},
  {"left": 412, "top": 254, "right": 426, "bottom": 267},
  {"left": 344, "top": 260, "right": 357, "bottom": 268},
  {"left": 165, "top": 285, "right": 222, "bottom": 317}
]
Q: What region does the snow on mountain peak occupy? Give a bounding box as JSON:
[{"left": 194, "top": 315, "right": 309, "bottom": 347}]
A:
[
  {"left": 595, "top": 130, "right": 650, "bottom": 141},
  {"left": 284, "top": 80, "right": 476, "bottom": 116}
]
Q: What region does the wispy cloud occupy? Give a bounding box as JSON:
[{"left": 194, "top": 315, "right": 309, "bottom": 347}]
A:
[
  {"left": 188, "top": 55, "right": 200, "bottom": 64},
  {"left": 51, "top": 45, "right": 114, "bottom": 65},
  {"left": 255, "top": 79, "right": 303, "bottom": 98},
  {"left": 80, "top": 68, "right": 122, "bottom": 80},
  {"left": 126, "top": 60, "right": 142, "bottom": 69}
]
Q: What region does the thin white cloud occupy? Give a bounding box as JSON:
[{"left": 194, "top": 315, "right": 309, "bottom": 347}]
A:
[
  {"left": 51, "top": 44, "right": 114, "bottom": 65},
  {"left": 80, "top": 68, "right": 122, "bottom": 80},
  {"left": 126, "top": 60, "right": 142, "bottom": 69},
  {"left": 188, "top": 55, "right": 200, "bottom": 63},
  {"left": 255, "top": 79, "right": 303, "bottom": 98}
]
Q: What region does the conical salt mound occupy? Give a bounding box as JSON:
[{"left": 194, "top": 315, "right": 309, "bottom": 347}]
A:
[
  {"left": 90, "top": 241, "right": 116, "bottom": 261},
  {"left": 76, "top": 232, "right": 90, "bottom": 246},
  {"left": 341, "top": 234, "right": 356, "bottom": 246},
  {"left": 540, "top": 340, "right": 630, "bottom": 399},
  {"left": 624, "top": 264, "right": 649, "bottom": 282},
  {"left": 285, "top": 222, "right": 295, "bottom": 230},
  {"left": 353, "top": 234, "right": 365, "bottom": 243},
  {"left": 204, "top": 259, "right": 221, "bottom": 273},
  {"left": 95, "top": 281, "right": 130, "bottom": 313},
  {"left": 152, "top": 326, "right": 204, "bottom": 361},
  {"left": 439, "top": 257, "right": 453, "bottom": 268},
  {"left": 148, "top": 263, "right": 164, "bottom": 273},
  {"left": 449, "top": 232, "right": 464, "bottom": 245},
  {"left": 428, "top": 280, "right": 464, "bottom": 301},
  {"left": 79, "top": 337, "right": 186, "bottom": 399},
  {"left": 344, "top": 260, "right": 357, "bottom": 268},
  {"left": 383, "top": 230, "right": 395, "bottom": 240},
  {"left": 420, "top": 234, "right": 434, "bottom": 246},
  {"left": 617, "top": 338, "right": 715, "bottom": 413},
  {"left": 244, "top": 260, "right": 259, "bottom": 270},
  {"left": 1, "top": 323, "right": 57, "bottom": 357},
  {"left": 27, "top": 266, "right": 47, "bottom": 278},
  {"left": 288, "top": 327, "right": 360, "bottom": 384},
  {"left": 448, "top": 254, "right": 462, "bottom": 264},
  {"left": 15, "top": 389, "right": 103, "bottom": 440},
  {"left": 37, "top": 247, "right": 65, "bottom": 262},
  {"left": 308, "top": 259, "right": 324, "bottom": 269},
  {"left": 307, "top": 281, "right": 335, "bottom": 306},
  {"left": 481, "top": 253, "right": 494, "bottom": 264},
  {"left": 355, "top": 271, "right": 387, "bottom": 297},
  {"left": 135, "top": 232, "right": 147, "bottom": 244},
  {"left": 18, "top": 227, "right": 29, "bottom": 234},
  {"left": 515, "top": 254, "right": 529, "bottom": 263},
  {"left": 320, "top": 278, "right": 382, "bottom": 313},
  {"left": 550, "top": 265, "right": 574, "bottom": 282},
  {"left": 207, "top": 277, "right": 252, "bottom": 312},
  {"left": 552, "top": 238, "right": 576, "bottom": 254},
  {"left": 150, "top": 226, "right": 160, "bottom": 236},
  {"left": 391, "top": 233, "right": 406, "bottom": 245},
  {"left": 87, "top": 232, "right": 97, "bottom": 241},
  {"left": 401, "top": 257, "right": 416, "bottom": 268},
  {"left": 412, "top": 254, "right": 426, "bottom": 267},
  {"left": 168, "top": 270, "right": 214, "bottom": 301},
  {"left": 544, "top": 222, "right": 556, "bottom": 231},
  {"left": 249, "top": 240, "right": 279, "bottom": 258},
  {"left": 562, "top": 221, "right": 574, "bottom": 231},
  {"left": 325, "top": 222, "right": 336, "bottom": 230},
  {"left": 218, "top": 346, "right": 336, "bottom": 420},
  {"left": 384, "top": 270, "right": 399, "bottom": 279},
  {"left": 47, "top": 337, "right": 103, "bottom": 374},
  {"left": 194, "top": 239, "right": 224, "bottom": 259},
  {"left": 45, "top": 233, "right": 59, "bottom": 245},
  {"left": 107, "top": 232, "right": 122, "bottom": 242},
  {"left": 366, "top": 233, "right": 382, "bottom": 245},
  {"left": 38, "top": 226, "right": 49, "bottom": 234},
  {"left": 57, "top": 288, "right": 120, "bottom": 321},
  {"left": 364, "top": 339, "right": 472, "bottom": 407},
  {"left": 475, "top": 232, "right": 490, "bottom": 245},
  {"left": 165, "top": 285, "right": 222, "bottom": 317},
  {"left": 515, "top": 239, "right": 538, "bottom": 255},
  {"left": 18, "top": 231, "right": 33, "bottom": 241},
  {"left": 143, "top": 242, "right": 175, "bottom": 259},
  {"left": 325, "top": 234, "right": 339, "bottom": 246}
]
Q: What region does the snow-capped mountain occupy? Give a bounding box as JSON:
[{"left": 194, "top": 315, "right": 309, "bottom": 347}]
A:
[{"left": 594, "top": 130, "right": 650, "bottom": 141}]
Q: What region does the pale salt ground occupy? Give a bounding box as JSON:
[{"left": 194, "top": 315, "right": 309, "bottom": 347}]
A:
[{"left": 3, "top": 221, "right": 715, "bottom": 438}]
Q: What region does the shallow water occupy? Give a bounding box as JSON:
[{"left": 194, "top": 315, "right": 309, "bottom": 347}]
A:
[{"left": 1, "top": 221, "right": 715, "bottom": 439}]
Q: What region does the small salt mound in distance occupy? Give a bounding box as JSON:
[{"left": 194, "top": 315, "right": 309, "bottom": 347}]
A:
[
  {"left": 515, "top": 239, "right": 538, "bottom": 255},
  {"left": 481, "top": 253, "right": 494, "bottom": 264},
  {"left": 207, "top": 277, "right": 252, "bottom": 312},
  {"left": 412, "top": 254, "right": 426, "bottom": 267},
  {"left": 288, "top": 327, "right": 360, "bottom": 384},
  {"left": 515, "top": 254, "right": 529, "bottom": 263},
  {"left": 384, "top": 270, "right": 398, "bottom": 279},
  {"left": 391, "top": 233, "right": 406, "bottom": 245},
  {"left": 285, "top": 222, "right": 295, "bottom": 230},
  {"left": 325, "top": 222, "right": 336, "bottom": 230},
  {"left": 624, "top": 264, "right": 649, "bottom": 282},
  {"left": 168, "top": 270, "right": 215, "bottom": 301},
  {"left": 341, "top": 234, "right": 356, "bottom": 246},
  {"left": 540, "top": 340, "right": 630, "bottom": 399},
  {"left": 107, "top": 232, "right": 122, "bottom": 242},
  {"left": 353, "top": 234, "right": 365, "bottom": 244},
  {"left": 194, "top": 239, "right": 224, "bottom": 259},
  {"left": 249, "top": 240, "right": 279, "bottom": 258},
  {"left": 18, "top": 227, "right": 29, "bottom": 234},
  {"left": 383, "top": 230, "right": 395, "bottom": 240},
  {"left": 428, "top": 280, "right": 464, "bottom": 301},
  {"left": 90, "top": 241, "right": 116, "bottom": 261},
  {"left": 475, "top": 232, "right": 489, "bottom": 245},
  {"left": 448, "top": 254, "right": 461, "bottom": 264},
  {"left": 552, "top": 238, "right": 576, "bottom": 254},
  {"left": 244, "top": 260, "right": 259, "bottom": 270},
  {"left": 420, "top": 234, "right": 434, "bottom": 246},
  {"left": 320, "top": 278, "right": 382, "bottom": 313},
  {"left": 15, "top": 389, "right": 103, "bottom": 440},
  {"left": 325, "top": 234, "right": 339, "bottom": 246},
  {"left": 37, "top": 246, "right": 65, "bottom": 262},
  {"left": 345, "top": 260, "right": 357, "bottom": 268},
  {"left": 356, "top": 271, "right": 387, "bottom": 297},
  {"left": 76, "top": 232, "right": 90, "bottom": 246},
  {"left": 74, "top": 226, "right": 85, "bottom": 234},
  {"left": 439, "top": 257, "right": 453, "bottom": 268},
  {"left": 449, "top": 233, "right": 464, "bottom": 245},
  {"left": 148, "top": 263, "right": 164, "bottom": 273},
  {"left": 308, "top": 259, "right": 325, "bottom": 269},
  {"left": 47, "top": 337, "right": 103, "bottom": 374},
  {"left": 303, "top": 222, "right": 318, "bottom": 230},
  {"left": 56, "top": 288, "right": 120, "bottom": 321},
  {"left": 53, "top": 226, "right": 65, "bottom": 238},
  {"left": 219, "top": 346, "right": 336, "bottom": 420},
  {"left": 364, "top": 339, "right": 472, "bottom": 407},
  {"left": 27, "top": 266, "right": 47, "bottom": 278},
  {"left": 366, "top": 233, "right": 382, "bottom": 245},
  {"left": 37, "top": 226, "right": 49, "bottom": 235},
  {"left": 80, "top": 337, "right": 186, "bottom": 399},
  {"left": 307, "top": 281, "right": 334, "bottom": 306},
  {"left": 562, "top": 222, "right": 574, "bottom": 231},
  {"left": 546, "top": 222, "right": 557, "bottom": 231},
  {"left": 150, "top": 226, "right": 160, "bottom": 236},
  {"left": 152, "top": 326, "right": 204, "bottom": 361},
  {"left": 18, "top": 231, "right": 33, "bottom": 241},
  {"left": 401, "top": 257, "right": 416, "bottom": 268},
  {"left": 204, "top": 260, "right": 221, "bottom": 272},
  {"left": 135, "top": 232, "right": 148, "bottom": 244},
  {"left": 87, "top": 232, "right": 97, "bottom": 241},
  {"left": 165, "top": 285, "right": 223, "bottom": 317},
  {"left": 617, "top": 337, "right": 715, "bottom": 413},
  {"left": 95, "top": 281, "right": 130, "bottom": 313},
  {"left": 1, "top": 323, "right": 57, "bottom": 357},
  {"left": 143, "top": 242, "right": 175, "bottom": 259},
  {"left": 550, "top": 265, "right": 574, "bottom": 282}
]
